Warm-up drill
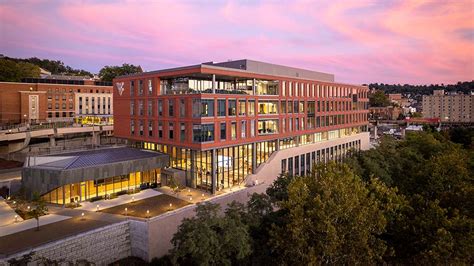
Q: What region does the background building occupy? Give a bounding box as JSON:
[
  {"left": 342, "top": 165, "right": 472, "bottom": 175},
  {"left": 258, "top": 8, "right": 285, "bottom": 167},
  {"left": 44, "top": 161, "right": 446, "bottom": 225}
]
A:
[
  {"left": 0, "top": 77, "right": 113, "bottom": 126},
  {"left": 422, "top": 89, "right": 473, "bottom": 123},
  {"left": 114, "top": 59, "right": 370, "bottom": 194}
]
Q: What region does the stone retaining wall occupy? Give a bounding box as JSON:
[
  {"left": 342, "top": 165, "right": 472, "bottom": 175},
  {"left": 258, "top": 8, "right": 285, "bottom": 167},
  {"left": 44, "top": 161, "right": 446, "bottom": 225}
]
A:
[{"left": 0, "top": 221, "right": 131, "bottom": 266}]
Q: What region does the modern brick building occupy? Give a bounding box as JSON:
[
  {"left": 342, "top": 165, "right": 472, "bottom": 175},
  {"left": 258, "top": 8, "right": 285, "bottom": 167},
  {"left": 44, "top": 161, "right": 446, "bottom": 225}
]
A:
[
  {"left": 422, "top": 90, "right": 474, "bottom": 123},
  {"left": 113, "top": 59, "right": 370, "bottom": 194},
  {"left": 0, "top": 77, "right": 113, "bottom": 126}
]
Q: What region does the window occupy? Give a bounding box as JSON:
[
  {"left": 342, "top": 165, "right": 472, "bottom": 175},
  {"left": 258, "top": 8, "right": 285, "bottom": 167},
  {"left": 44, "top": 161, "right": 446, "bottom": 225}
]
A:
[
  {"left": 255, "top": 80, "right": 278, "bottom": 95},
  {"left": 130, "top": 81, "right": 135, "bottom": 96},
  {"left": 138, "top": 80, "right": 144, "bottom": 95},
  {"left": 148, "top": 79, "right": 153, "bottom": 95},
  {"left": 241, "top": 121, "right": 246, "bottom": 138},
  {"left": 231, "top": 122, "right": 237, "bottom": 140},
  {"left": 148, "top": 121, "right": 153, "bottom": 136},
  {"left": 180, "top": 99, "right": 185, "bottom": 117},
  {"left": 193, "top": 124, "right": 215, "bottom": 142},
  {"left": 238, "top": 100, "right": 246, "bottom": 115},
  {"left": 169, "top": 122, "right": 174, "bottom": 139},
  {"left": 288, "top": 157, "right": 293, "bottom": 176},
  {"left": 157, "top": 100, "right": 163, "bottom": 116},
  {"left": 258, "top": 119, "right": 278, "bottom": 135},
  {"left": 250, "top": 120, "right": 255, "bottom": 137},
  {"left": 168, "top": 99, "right": 174, "bottom": 116},
  {"left": 220, "top": 122, "right": 226, "bottom": 140},
  {"left": 180, "top": 123, "right": 185, "bottom": 141},
  {"left": 258, "top": 101, "right": 278, "bottom": 114},
  {"left": 147, "top": 100, "right": 153, "bottom": 116},
  {"left": 217, "top": 99, "right": 226, "bottom": 116},
  {"left": 138, "top": 100, "right": 144, "bottom": 115},
  {"left": 158, "top": 123, "right": 163, "bottom": 138},
  {"left": 130, "top": 120, "right": 135, "bottom": 135},
  {"left": 139, "top": 120, "right": 144, "bottom": 136},
  {"left": 281, "top": 159, "right": 287, "bottom": 173},
  {"left": 192, "top": 99, "right": 214, "bottom": 117},
  {"left": 280, "top": 101, "right": 287, "bottom": 113},
  {"left": 248, "top": 100, "right": 255, "bottom": 116},
  {"left": 228, "top": 100, "right": 236, "bottom": 116}
]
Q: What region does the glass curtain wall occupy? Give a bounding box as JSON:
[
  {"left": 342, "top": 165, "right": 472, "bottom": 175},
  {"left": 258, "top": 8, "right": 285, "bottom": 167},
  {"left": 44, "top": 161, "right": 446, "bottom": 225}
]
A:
[{"left": 41, "top": 169, "right": 161, "bottom": 205}]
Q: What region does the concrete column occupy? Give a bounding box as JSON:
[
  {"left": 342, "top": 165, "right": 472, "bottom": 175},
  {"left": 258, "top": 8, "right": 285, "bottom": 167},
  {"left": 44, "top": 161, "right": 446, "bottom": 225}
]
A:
[
  {"left": 212, "top": 74, "right": 216, "bottom": 94},
  {"left": 92, "top": 131, "right": 100, "bottom": 147},
  {"left": 49, "top": 135, "right": 56, "bottom": 147},
  {"left": 252, "top": 142, "right": 257, "bottom": 174},
  {"left": 190, "top": 150, "right": 197, "bottom": 188},
  {"left": 211, "top": 149, "right": 217, "bottom": 194},
  {"left": 252, "top": 78, "right": 256, "bottom": 95}
]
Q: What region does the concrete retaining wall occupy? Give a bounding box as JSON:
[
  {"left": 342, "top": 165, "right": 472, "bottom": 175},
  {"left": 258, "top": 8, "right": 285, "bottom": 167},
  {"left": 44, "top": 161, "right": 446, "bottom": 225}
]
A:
[{"left": 0, "top": 221, "right": 131, "bottom": 266}]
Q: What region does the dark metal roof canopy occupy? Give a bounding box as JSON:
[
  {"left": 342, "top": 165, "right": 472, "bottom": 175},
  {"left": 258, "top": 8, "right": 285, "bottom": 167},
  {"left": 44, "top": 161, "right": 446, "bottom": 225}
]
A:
[{"left": 22, "top": 147, "right": 169, "bottom": 198}]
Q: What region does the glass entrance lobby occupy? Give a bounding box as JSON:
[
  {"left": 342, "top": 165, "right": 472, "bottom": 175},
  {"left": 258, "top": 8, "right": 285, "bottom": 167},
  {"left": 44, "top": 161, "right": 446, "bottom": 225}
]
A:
[{"left": 41, "top": 169, "right": 161, "bottom": 205}]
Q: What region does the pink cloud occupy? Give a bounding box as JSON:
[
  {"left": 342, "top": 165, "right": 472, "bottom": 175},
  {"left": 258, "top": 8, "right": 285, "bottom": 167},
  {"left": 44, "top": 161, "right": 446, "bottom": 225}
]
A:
[{"left": 0, "top": 0, "right": 472, "bottom": 84}]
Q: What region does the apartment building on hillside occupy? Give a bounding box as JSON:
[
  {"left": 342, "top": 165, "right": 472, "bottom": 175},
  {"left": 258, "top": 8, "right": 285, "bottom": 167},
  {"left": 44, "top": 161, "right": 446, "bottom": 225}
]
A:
[{"left": 422, "top": 90, "right": 473, "bottom": 123}]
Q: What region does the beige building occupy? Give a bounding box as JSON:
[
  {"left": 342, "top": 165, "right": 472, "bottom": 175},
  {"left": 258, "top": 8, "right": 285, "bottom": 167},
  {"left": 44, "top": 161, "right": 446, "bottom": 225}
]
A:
[
  {"left": 75, "top": 92, "right": 113, "bottom": 125},
  {"left": 422, "top": 90, "right": 474, "bottom": 123}
]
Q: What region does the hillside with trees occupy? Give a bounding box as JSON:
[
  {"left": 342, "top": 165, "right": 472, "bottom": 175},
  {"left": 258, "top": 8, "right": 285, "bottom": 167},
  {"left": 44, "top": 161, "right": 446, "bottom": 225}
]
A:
[
  {"left": 157, "top": 130, "right": 473, "bottom": 265},
  {"left": 0, "top": 58, "right": 41, "bottom": 82},
  {"left": 2, "top": 56, "right": 93, "bottom": 77},
  {"left": 0, "top": 56, "right": 144, "bottom": 82},
  {"left": 368, "top": 81, "right": 474, "bottom": 95}
]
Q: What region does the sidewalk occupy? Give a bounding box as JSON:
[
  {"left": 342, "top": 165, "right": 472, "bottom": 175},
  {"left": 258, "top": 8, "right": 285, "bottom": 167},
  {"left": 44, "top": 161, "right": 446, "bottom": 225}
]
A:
[
  {"left": 0, "top": 198, "right": 23, "bottom": 227},
  {"left": 77, "top": 188, "right": 162, "bottom": 211},
  {"left": 0, "top": 214, "right": 70, "bottom": 237}
]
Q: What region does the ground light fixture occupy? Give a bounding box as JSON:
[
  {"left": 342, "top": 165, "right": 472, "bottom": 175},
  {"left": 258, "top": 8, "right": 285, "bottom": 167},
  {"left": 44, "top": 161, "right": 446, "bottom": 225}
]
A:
[
  {"left": 146, "top": 210, "right": 150, "bottom": 218},
  {"left": 81, "top": 212, "right": 85, "bottom": 220},
  {"left": 96, "top": 204, "right": 100, "bottom": 211},
  {"left": 14, "top": 215, "right": 18, "bottom": 223},
  {"left": 132, "top": 196, "right": 135, "bottom": 202},
  {"left": 125, "top": 207, "right": 128, "bottom": 216}
]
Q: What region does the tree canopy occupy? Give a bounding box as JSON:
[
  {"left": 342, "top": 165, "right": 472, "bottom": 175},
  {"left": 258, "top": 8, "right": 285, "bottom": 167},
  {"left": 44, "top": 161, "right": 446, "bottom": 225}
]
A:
[
  {"left": 164, "top": 130, "right": 473, "bottom": 265},
  {"left": 369, "top": 89, "right": 391, "bottom": 107},
  {"left": 98, "top": 64, "right": 143, "bottom": 82},
  {"left": 368, "top": 81, "right": 474, "bottom": 95},
  {"left": 347, "top": 131, "right": 474, "bottom": 264},
  {"left": 0, "top": 58, "right": 41, "bottom": 82},
  {"left": 2, "top": 56, "right": 93, "bottom": 77}
]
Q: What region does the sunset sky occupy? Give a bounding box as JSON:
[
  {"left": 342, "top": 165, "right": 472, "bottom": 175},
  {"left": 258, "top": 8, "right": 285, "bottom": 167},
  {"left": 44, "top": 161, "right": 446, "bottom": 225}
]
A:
[{"left": 1, "top": 0, "right": 473, "bottom": 84}]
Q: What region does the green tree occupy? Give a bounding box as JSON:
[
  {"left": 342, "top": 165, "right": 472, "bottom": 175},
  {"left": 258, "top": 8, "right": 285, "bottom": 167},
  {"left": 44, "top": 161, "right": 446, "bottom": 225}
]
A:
[
  {"left": 169, "top": 202, "right": 252, "bottom": 265},
  {"left": 0, "top": 58, "right": 40, "bottom": 81},
  {"left": 99, "top": 64, "right": 143, "bottom": 82},
  {"left": 27, "top": 192, "right": 48, "bottom": 231},
  {"left": 369, "top": 90, "right": 391, "bottom": 107},
  {"left": 268, "top": 162, "right": 398, "bottom": 265},
  {"left": 349, "top": 131, "right": 474, "bottom": 264}
]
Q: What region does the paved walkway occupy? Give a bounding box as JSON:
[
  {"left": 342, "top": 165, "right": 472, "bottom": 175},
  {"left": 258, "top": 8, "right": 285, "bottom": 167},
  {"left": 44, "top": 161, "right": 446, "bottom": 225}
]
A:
[
  {"left": 0, "top": 197, "right": 23, "bottom": 227},
  {"left": 0, "top": 214, "right": 70, "bottom": 237},
  {"left": 76, "top": 188, "right": 162, "bottom": 211}
]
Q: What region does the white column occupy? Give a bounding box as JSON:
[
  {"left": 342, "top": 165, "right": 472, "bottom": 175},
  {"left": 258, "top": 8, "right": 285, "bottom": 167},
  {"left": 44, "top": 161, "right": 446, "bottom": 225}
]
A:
[{"left": 212, "top": 74, "right": 216, "bottom": 94}]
